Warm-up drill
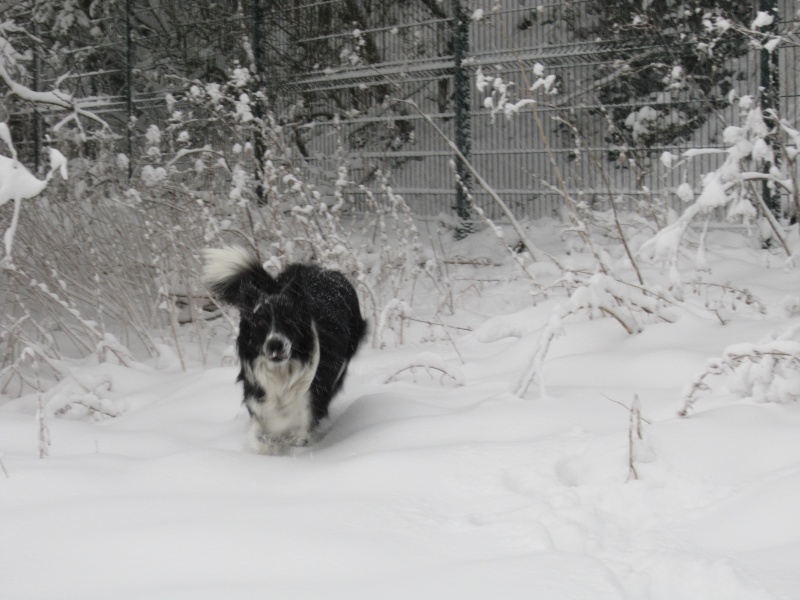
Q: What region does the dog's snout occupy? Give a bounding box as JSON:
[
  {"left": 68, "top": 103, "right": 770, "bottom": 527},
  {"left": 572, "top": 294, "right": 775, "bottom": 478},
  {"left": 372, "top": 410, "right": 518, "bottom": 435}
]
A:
[{"left": 266, "top": 337, "right": 289, "bottom": 361}]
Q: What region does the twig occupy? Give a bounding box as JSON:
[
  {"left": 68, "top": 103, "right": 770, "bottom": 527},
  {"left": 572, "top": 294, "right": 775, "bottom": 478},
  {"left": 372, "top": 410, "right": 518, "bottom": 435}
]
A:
[
  {"left": 747, "top": 181, "right": 792, "bottom": 258},
  {"left": 393, "top": 98, "right": 547, "bottom": 264},
  {"left": 434, "top": 313, "right": 465, "bottom": 365},
  {"left": 627, "top": 395, "right": 644, "bottom": 482},
  {"left": 385, "top": 364, "right": 462, "bottom": 386},
  {"left": 553, "top": 114, "right": 645, "bottom": 284},
  {"left": 601, "top": 393, "right": 652, "bottom": 425},
  {"left": 402, "top": 316, "right": 472, "bottom": 332}
]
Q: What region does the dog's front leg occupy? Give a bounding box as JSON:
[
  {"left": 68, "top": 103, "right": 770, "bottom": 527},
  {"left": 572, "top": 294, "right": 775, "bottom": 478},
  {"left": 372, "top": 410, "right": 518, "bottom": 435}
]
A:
[{"left": 250, "top": 419, "right": 285, "bottom": 455}]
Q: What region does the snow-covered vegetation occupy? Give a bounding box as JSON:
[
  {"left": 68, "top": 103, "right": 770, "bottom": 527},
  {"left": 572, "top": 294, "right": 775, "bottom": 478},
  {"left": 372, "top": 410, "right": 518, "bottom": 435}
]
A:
[{"left": 2, "top": 2, "right": 800, "bottom": 599}]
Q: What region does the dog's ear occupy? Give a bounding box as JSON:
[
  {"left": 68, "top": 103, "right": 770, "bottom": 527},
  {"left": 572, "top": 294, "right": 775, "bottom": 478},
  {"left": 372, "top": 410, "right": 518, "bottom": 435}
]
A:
[{"left": 202, "top": 246, "right": 277, "bottom": 310}]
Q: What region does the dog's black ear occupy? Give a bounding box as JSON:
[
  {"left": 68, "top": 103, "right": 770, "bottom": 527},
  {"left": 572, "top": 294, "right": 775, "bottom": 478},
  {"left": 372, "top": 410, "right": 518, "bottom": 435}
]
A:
[{"left": 202, "top": 246, "right": 277, "bottom": 310}]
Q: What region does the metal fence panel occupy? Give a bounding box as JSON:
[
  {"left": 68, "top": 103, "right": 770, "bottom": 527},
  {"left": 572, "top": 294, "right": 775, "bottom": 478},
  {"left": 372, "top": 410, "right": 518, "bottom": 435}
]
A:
[{"left": 5, "top": 0, "right": 796, "bottom": 222}]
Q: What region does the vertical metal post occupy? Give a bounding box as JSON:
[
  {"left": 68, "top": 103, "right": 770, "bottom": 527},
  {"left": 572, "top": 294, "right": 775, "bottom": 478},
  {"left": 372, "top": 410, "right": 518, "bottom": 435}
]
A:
[
  {"left": 32, "top": 21, "right": 41, "bottom": 173},
  {"left": 760, "top": 0, "right": 780, "bottom": 216},
  {"left": 451, "top": 0, "right": 472, "bottom": 236},
  {"left": 252, "top": 0, "right": 263, "bottom": 76},
  {"left": 126, "top": 0, "right": 134, "bottom": 181},
  {"left": 252, "top": 0, "right": 266, "bottom": 203}
]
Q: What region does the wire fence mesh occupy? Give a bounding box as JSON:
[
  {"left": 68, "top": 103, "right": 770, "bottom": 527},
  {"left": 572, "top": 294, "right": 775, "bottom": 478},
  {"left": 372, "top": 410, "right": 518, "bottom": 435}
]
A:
[{"left": 5, "top": 0, "right": 797, "bottom": 222}]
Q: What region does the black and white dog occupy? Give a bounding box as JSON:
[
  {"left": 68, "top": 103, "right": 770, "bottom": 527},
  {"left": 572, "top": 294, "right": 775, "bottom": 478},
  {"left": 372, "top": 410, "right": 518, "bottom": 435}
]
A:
[{"left": 203, "top": 246, "right": 366, "bottom": 454}]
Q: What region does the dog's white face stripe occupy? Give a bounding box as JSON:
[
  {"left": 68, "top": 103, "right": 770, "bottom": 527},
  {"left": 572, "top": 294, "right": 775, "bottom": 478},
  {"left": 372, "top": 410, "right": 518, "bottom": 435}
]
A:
[{"left": 244, "top": 323, "right": 320, "bottom": 454}]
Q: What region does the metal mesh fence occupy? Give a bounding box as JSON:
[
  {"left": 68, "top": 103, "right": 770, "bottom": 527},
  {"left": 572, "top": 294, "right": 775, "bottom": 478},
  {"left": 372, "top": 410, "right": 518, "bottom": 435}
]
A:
[
  {"left": 279, "top": 0, "right": 797, "bottom": 219},
  {"left": 5, "top": 0, "right": 797, "bottom": 221}
]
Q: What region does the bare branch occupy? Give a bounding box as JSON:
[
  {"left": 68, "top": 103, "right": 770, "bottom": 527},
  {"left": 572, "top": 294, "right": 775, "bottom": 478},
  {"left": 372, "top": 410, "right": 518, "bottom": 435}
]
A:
[{"left": 0, "top": 53, "right": 111, "bottom": 131}]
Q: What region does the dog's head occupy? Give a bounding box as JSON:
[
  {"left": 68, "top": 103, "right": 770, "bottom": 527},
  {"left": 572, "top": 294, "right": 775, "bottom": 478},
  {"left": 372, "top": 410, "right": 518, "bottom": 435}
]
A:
[
  {"left": 238, "top": 291, "right": 315, "bottom": 367},
  {"left": 203, "top": 247, "right": 315, "bottom": 367}
]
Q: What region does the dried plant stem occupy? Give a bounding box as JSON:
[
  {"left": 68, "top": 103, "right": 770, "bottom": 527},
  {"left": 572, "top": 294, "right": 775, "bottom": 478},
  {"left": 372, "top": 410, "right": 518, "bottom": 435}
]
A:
[
  {"left": 627, "top": 396, "right": 644, "bottom": 482},
  {"left": 385, "top": 364, "right": 462, "bottom": 386},
  {"left": 747, "top": 181, "right": 792, "bottom": 257},
  {"left": 394, "top": 98, "right": 545, "bottom": 264}
]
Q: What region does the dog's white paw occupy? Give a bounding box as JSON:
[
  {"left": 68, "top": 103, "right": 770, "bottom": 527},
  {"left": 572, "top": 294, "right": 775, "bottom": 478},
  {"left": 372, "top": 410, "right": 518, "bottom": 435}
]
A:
[
  {"left": 284, "top": 431, "right": 310, "bottom": 448},
  {"left": 252, "top": 429, "right": 310, "bottom": 455}
]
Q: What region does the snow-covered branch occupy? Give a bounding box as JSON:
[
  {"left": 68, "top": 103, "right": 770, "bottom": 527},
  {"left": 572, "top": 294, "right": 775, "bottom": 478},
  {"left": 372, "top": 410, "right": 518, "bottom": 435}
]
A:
[
  {"left": 0, "top": 33, "right": 110, "bottom": 131},
  {"left": 385, "top": 352, "right": 464, "bottom": 386},
  {"left": 642, "top": 98, "right": 798, "bottom": 284},
  {"left": 679, "top": 327, "right": 800, "bottom": 416},
  {"left": 1, "top": 124, "right": 68, "bottom": 258},
  {"left": 516, "top": 273, "right": 677, "bottom": 398}
]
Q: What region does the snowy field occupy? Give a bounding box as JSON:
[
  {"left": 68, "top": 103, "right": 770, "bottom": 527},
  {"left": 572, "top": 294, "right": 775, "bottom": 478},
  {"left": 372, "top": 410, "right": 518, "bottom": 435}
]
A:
[{"left": 1, "top": 223, "right": 800, "bottom": 600}]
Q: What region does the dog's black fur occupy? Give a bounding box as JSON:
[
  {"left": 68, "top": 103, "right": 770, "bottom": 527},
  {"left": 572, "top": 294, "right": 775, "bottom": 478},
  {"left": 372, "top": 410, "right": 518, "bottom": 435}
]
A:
[{"left": 203, "top": 246, "right": 366, "bottom": 454}]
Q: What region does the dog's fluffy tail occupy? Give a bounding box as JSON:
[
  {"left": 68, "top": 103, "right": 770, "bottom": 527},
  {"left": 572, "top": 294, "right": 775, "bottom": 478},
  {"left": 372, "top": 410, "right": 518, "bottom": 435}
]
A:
[
  {"left": 203, "top": 245, "right": 257, "bottom": 286},
  {"left": 203, "top": 246, "right": 274, "bottom": 307}
]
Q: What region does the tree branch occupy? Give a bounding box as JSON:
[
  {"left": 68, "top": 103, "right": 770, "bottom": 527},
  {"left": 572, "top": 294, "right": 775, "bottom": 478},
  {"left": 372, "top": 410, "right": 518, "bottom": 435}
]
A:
[{"left": 0, "top": 53, "right": 111, "bottom": 131}]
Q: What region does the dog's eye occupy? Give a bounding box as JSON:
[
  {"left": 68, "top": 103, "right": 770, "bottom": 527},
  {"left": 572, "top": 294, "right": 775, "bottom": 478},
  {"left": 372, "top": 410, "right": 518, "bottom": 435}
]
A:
[{"left": 248, "top": 316, "right": 267, "bottom": 328}]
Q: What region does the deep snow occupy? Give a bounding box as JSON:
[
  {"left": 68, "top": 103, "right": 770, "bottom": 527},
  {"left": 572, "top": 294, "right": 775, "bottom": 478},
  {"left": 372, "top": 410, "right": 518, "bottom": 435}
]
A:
[{"left": 2, "top": 225, "right": 800, "bottom": 600}]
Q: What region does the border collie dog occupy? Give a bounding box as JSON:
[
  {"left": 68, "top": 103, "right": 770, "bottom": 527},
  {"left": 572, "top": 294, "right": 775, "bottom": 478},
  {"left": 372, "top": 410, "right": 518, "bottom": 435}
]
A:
[{"left": 203, "top": 246, "right": 366, "bottom": 455}]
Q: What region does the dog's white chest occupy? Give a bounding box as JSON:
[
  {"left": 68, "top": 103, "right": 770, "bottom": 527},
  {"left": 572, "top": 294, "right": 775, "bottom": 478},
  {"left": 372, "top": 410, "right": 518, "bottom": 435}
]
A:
[
  {"left": 247, "top": 357, "right": 315, "bottom": 435},
  {"left": 241, "top": 326, "right": 321, "bottom": 455}
]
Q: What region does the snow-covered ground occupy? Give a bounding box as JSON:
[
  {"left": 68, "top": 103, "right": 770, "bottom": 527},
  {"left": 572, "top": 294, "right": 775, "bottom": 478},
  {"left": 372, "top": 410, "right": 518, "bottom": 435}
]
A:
[{"left": 2, "top": 224, "right": 800, "bottom": 600}]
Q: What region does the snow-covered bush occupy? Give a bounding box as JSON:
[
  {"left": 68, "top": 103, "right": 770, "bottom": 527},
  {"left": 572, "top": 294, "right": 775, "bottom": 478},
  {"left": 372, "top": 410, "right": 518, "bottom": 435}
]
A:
[
  {"left": 679, "top": 324, "right": 800, "bottom": 416},
  {"left": 466, "top": 23, "right": 799, "bottom": 407},
  {"left": 641, "top": 96, "right": 797, "bottom": 287},
  {"left": 0, "top": 61, "right": 441, "bottom": 401},
  {"left": 516, "top": 273, "right": 677, "bottom": 398},
  {"left": 468, "top": 60, "right": 684, "bottom": 398}
]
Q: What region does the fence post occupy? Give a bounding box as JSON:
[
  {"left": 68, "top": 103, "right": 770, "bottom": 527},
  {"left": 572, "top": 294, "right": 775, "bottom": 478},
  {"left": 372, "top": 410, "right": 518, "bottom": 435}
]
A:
[
  {"left": 760, "top": 0, "right": 780, "bottom": 216},
  {"left": 252, "top": 0, "right": 266, "bottom": 203},
  {"left": 126, "top": 0, "right": 134, "bottom": 181},
  {"left": 451, "top": 0, "right": 472, "bottom": 236},
  {"left": 32, "top": 21, "right": 41, "bottom": 174}
]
